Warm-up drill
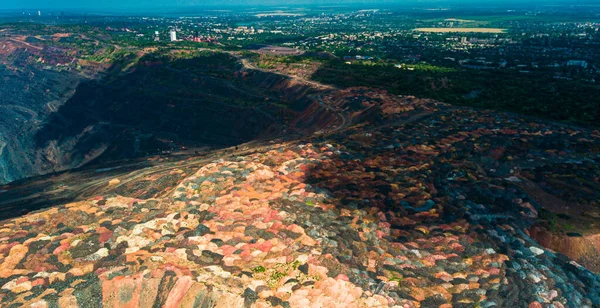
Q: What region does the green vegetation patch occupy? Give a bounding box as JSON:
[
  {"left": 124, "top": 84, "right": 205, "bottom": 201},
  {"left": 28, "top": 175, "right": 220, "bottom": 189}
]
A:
[{"left": 308, "top": 59, "right": 600, "bottom": 127}]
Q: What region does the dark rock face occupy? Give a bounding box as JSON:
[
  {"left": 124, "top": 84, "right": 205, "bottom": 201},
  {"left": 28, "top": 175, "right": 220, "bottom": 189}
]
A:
[
  {"left": 0, "top": 60, "right": 84, "bottom": 183},
  {"left": 0, "top": 51, "right": 313, "bottom": 184},
  {"left": 32, "top": 58, "right": 275, "bottom": 168}
]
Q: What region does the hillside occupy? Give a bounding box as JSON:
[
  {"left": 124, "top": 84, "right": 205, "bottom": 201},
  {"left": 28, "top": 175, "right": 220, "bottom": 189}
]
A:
[
  {"left": 1, "top": 24, "right": 600, "bottom": 308},
  {"left": 1, "top": 73, "right": 600, "bottom": 307},
  {"left": 0, "top": 28, "right": 317, "bottom": 184}
]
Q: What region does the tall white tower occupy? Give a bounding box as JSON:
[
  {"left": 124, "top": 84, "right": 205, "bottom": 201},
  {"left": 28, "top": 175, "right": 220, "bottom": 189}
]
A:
[{"left": 169, "top": 29, "right": 177, "bottom": 42}]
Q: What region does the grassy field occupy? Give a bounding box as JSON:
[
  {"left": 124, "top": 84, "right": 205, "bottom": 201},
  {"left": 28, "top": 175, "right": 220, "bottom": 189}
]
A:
[{"left": 415, "top": 28, "right": 507, "bottom": 33}]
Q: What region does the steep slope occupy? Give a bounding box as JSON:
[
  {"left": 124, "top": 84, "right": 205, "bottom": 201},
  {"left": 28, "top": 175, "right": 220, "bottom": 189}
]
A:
[
  {"left": 2, "top": 26, "right": 600, "bottom": 308},
  {"left": 0, "top": 38, "right": 323, "bottom": 184},
  {"left": 1, "top": 89, "right": 599, "bottom": 307},
  {"left": 0, "top": 36, "right": 101, "bottom": 184}
]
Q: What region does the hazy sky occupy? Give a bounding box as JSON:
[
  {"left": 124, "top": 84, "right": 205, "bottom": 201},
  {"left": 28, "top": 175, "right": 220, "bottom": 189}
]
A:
[{"left": 0, "top": 0, "right": 587, "bottom": 10}]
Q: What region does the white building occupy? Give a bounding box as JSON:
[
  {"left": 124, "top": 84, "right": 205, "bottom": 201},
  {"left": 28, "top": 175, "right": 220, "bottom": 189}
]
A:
[{"left": 169, "top": 29, "right": 177, "bottom": 42}]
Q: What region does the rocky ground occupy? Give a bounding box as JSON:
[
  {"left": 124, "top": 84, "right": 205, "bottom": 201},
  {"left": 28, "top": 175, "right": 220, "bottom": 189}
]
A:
[
  {"left": 1, "top": 91, "right": 599, "bottom": 308},
  {"left": 0, "top": 27, "right": 310, "bottom": 185}
]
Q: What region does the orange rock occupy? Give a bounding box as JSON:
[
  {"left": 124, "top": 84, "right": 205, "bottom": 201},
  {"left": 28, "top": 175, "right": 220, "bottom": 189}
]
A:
[
  {"left": 118, "top": 277, "right": 144, "bottom": 308},
  {"left": 488, "top": 277, "right": 501, "bottom": 284},
  {"left": 300, "top": 235, "right": 316, "bottom": 246},
  {"left": 49, "top": 272, "right": 66, "bottom": 284},
  {"left": 0, "top": 244, "right": 28, "bottom": 278},
  {"left": 468, "top": 282, "right": 480, "bottom": 289},
  {"left": 31, "top": 278, "right": 45, "bottom": 287},
  {"left": 57, "top": 293, "right": 78, "bottom": 307},
  {"left": 409, "top": 287, "right": 427, "bottom": 301},
  {"left": 178, "top": 282, "right": 208, "bottom": 308},
  {"left": 529, "top": 301, "right": 543, "bottom": 308},
  {"left": 68, "top": 264, "right": 94, "bottom": 277}
]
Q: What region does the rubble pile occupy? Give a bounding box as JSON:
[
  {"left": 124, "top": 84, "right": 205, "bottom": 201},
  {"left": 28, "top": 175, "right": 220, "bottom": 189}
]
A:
[{"left": 1, "top": 95, "right": 600, "bottom": 307}]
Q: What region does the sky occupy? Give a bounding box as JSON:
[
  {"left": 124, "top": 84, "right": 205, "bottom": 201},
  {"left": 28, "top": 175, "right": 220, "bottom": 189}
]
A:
[{"left": 0, "top": 0, "right": 590, "bottom": 11}]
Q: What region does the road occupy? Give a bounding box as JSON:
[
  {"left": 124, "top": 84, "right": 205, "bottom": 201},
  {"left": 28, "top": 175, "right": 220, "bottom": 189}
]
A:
[
  {"left": 235, "top": 54, "right": 441, "bottom": 136},
  {"left": 310, "top": 94, "right": 351, "bottom": 133},
  {"left": 7, "top": 38, "right": 44, "bottom": 50},
  {"left": 239, "top": 58, "right": 336, "bottom": 91},
  {"left": 227, "top": 53, "right": 348, "bottom": 133}
]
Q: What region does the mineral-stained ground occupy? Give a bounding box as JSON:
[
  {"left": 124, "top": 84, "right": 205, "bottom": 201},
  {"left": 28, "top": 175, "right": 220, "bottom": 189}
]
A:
[
  {"left": 1, "top": 23, "right": 600, "bottom": 308},
  {"left": 1, "top": 88, "right": 600, "bottom": 307}
]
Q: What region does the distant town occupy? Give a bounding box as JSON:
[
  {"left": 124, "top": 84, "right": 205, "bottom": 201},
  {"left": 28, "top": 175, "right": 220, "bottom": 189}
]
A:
[
  {"left": 1, "top": 5, "right": 599, "bottom": 127},
  {"left": 6, "top": 6, "right": 597, "bottom": 85}
]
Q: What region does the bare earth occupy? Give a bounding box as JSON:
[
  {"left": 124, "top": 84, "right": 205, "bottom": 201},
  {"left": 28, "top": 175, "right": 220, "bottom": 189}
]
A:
[
  {"left": 415, "top": 28, "right": 507, "bottom": 33},
  {"left": 255, "top": 13, "right": 305, "bottom": 17},
  {"left": 444, "top": 18, "right": 477, "bottom": 22}
]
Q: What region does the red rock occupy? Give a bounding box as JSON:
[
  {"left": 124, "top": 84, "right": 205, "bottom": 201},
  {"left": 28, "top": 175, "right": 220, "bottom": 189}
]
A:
[
  {"left": 15, "top": 276, "right": 29, "bottom": 284},
  {"left": 164, "top": 276, "right": 194, "bottom": 308},
  {"left": 263, "top": 210, "right": 281, "bottom": 223},
  {"left": 335, "top": 274, "right": 350, "bottom": 281},
  {"left": 529, "top": 302, "right": 543, "bottom": 308},
  {"left": 267, "top": 221, "right": 284, "bottom": 232},
  {"left": 97, "top": 227, "right": 113, "bottom": 243},
  {"left": 449, "top": 242, "right": 465, "bottom": 252},
  {"left": 31, "top": 278, "right": 45, "bottom": 287},
  {"left": 220, "top": 245, "right": 237, "bottom": 256},
  {"left": 257, "top": 241, "right": 273, "bottom": 252}
]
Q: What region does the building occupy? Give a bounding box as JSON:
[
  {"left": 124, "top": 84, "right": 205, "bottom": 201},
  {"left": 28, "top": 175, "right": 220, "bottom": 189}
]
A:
[
  {"left": 169, "top": 29, "right": 177, "bottom": 42},
  {"left": 567, "top": 60, "right": 588, "bottom": 68}
]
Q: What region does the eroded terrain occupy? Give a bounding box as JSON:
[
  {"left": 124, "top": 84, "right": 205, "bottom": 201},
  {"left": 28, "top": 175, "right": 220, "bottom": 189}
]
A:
[
  {"left": 1, "top": 84, "right": 600, "bottom": 307},
  {"left": 1, "top": 23, "right": 600, "bottom": 308}
]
